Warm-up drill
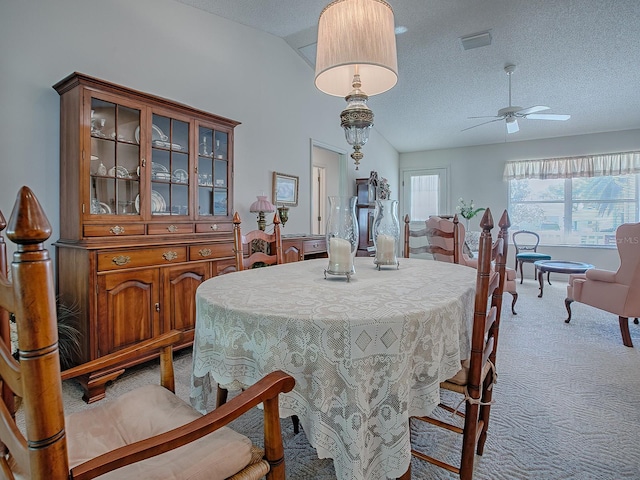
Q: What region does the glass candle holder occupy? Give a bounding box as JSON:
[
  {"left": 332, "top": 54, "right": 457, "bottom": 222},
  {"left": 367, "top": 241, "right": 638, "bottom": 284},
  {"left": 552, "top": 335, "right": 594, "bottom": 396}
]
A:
[
  {"left": 325, "top": 196, "right": 359, "bottom": 281},
  {"left": 373, "top": 199, "right": 400, "bottom": 269}
]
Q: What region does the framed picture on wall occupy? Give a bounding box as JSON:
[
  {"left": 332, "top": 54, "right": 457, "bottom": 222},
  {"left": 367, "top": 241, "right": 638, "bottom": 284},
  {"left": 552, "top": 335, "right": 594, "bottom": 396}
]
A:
[{"left": 272, "top": 172, "right": 299, "bottom": 206}]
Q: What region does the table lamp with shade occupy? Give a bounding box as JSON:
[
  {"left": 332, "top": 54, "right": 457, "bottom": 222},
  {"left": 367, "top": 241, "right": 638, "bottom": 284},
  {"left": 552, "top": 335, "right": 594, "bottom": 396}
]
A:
[{"left": 249, "top": 195, "right": 276, "bottom": 231}]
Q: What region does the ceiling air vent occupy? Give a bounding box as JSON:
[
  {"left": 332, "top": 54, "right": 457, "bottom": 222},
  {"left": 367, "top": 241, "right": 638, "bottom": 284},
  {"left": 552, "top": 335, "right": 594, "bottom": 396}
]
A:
[{"left": 459, "top": 30, "right": 492, "bottom": 50}]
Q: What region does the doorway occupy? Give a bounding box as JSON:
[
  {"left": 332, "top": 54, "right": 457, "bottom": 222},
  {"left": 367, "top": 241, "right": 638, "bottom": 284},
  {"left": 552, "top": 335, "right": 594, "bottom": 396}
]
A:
[
  {"left": 311, "top": 141, "right": 347, "bottom": 235},
  {"left": 401, "top": 167, "right": 449, "bottom": 222}
]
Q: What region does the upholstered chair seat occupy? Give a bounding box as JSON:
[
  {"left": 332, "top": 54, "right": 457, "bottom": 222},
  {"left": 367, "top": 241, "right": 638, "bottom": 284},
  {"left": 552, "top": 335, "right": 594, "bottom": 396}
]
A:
[{"left": 64, "top": 385, "right": 262, "bottom": 480}]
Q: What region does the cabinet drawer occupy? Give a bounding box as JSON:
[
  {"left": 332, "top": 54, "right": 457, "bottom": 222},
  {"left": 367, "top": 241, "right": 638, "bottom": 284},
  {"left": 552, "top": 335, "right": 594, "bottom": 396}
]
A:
[
  {"left": 189, "top": 243, "right": 235, "bottom": 260},
  {"left": 303, "top": 238, "right": 326, "bottom": 254},
  {"left": 148, "top": 223, "right": 195, "bottom": 235},
  {"left": 84, "top": 224, "right": 146, "bottom": 237},
  {"left": 98, "top": 246, "right": 187, "bottom": 271},
  {"left": 195, "top": 222, "right": 233, "bottom": 234}
]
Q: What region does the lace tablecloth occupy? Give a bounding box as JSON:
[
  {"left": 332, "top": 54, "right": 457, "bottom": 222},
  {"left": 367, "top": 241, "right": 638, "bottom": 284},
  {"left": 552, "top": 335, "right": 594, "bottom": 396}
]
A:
[{"left": 190, "top": 257, "right": 476, "bottom": 480}]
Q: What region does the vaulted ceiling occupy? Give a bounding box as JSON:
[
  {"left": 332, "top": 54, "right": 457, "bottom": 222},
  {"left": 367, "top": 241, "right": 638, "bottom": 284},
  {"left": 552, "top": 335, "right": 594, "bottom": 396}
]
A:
[{"left": 176, "top": 0, "right": 640, "bottom": 153}]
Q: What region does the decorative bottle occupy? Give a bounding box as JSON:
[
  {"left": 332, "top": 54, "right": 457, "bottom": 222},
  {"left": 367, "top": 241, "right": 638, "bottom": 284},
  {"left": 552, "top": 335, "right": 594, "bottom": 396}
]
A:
[
  {"left": 372, "top": 199, "right": 400, "bottom": 269},
  {"left": 325, "top": 196, "right": 359, "bottom": 281}
]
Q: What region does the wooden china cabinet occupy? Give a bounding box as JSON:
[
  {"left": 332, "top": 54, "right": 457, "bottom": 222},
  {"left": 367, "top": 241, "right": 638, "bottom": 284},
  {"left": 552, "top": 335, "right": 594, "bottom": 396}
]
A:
[
  {"left": 53, "top": 73, "right": 239, "bottom": 402},
  {"left": 355, "top": 178, "right": 376, "bottom": 256}
]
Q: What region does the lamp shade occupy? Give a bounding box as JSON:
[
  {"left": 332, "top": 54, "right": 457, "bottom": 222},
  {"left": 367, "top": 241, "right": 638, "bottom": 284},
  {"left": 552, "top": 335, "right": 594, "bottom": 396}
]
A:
[
  {"left": 249, "top": 195, "right": 276, "bottom": 213},
  {"left": 315, "top": 0, "right": 398, "bottom": 97}
]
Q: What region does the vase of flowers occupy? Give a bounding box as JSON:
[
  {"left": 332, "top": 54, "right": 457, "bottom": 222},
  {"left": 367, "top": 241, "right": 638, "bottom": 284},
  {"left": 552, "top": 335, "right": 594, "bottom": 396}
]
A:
[{"left": 456, "top": 197, "right": 485, "bottom": 230}]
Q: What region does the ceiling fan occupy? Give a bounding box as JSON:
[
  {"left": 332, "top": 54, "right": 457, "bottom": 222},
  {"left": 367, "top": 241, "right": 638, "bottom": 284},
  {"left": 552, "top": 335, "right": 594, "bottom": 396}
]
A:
[{"left": 462, "top": 64, "right": 570, "bottom": 134}]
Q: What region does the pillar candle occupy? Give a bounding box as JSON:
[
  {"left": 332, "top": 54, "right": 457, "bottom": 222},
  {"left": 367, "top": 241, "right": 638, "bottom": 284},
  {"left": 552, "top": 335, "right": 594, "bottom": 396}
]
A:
[
  {"left": 376, "top": 234, "right": 396, "bottom": 263},
  {"left": 329, "top": 237, "right": 353, "bottom": 272}
]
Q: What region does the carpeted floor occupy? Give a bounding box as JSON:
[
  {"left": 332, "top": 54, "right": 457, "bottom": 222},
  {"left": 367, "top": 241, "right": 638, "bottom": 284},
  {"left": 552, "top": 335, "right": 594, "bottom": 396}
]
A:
[{"left": 59, "top": 277, "right": 640, "bottom": 479}]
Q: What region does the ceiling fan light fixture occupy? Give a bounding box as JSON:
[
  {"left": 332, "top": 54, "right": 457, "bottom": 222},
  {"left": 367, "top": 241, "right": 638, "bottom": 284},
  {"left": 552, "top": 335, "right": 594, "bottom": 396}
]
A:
[{"left": 463, "top": 63, "right": 571, "bottom": 133}]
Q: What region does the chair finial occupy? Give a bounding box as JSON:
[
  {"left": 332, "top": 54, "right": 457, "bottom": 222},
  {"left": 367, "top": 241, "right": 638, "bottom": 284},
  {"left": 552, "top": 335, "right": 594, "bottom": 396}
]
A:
[
  {"left": 479, "top": 208, "right": 494, "bottom": 231},
  {"left": 6, "top": 186, "right": 52, "bottom": 245},
  {"left": 498, "top": 210, "right": 511, "bottom": 230}
]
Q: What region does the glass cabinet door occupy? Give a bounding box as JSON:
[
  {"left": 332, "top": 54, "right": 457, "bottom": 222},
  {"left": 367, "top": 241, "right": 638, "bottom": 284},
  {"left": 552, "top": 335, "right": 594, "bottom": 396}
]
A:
[
  {"left": 149, "top": 114, "right": 190, "bottom": 216},
  {"left": 89, "top": 99, "right": 141, "bottom": 216},
  {"left": 197, "top": 126, "right": 229, "bottom": 217}
]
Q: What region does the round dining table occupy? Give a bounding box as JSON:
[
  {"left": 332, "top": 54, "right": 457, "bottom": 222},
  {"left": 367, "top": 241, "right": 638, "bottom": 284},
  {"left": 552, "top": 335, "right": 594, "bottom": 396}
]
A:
[{"left": 189, "top": 256, "right": 477, "bottom": 480}]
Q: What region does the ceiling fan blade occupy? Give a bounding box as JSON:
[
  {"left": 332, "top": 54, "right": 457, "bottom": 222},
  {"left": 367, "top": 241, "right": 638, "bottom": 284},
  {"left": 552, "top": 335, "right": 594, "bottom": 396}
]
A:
[
  {"left": 517, "top": 105, "right": 550, "bottom": 115},
  {"left": 467, "top": 115, "right": 501, "bottom": 119},
  {"left": 460, "top": 117, "right": 502, "bottom": 132},
  {"left": 461, "top": 118, "right": 504, "bottom": 132},
  {"left": 526, "top": 113, "right": 571, "bottom": 121},
  {"left": 506, "top": 118, "right": 519, "bottom": 134}
]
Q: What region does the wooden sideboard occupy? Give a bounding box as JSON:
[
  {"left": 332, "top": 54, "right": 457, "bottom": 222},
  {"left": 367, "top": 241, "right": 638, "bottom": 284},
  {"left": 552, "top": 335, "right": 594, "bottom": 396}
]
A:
[{"left": 282, "top": 235, "right": 328, "bottom": 262}]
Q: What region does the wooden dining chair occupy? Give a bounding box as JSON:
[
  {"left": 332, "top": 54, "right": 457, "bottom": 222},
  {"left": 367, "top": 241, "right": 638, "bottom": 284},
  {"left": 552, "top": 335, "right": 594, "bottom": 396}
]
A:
[
  {"left": 410, "top": 213, "right": 518, "bottom": 315},
  {"left": 410, "top": 209, "right": 510, "bottom": 480},
  {"left": 222, "top": 211, "right": 301, "bottom": 433},
  {"left": 403, "top": 213, "right": 459, "bottom": 261},
  {"left": 233, "top": 211, "right": 283, "bottom": 271},
  {"left": 0, "top": 186, "right": 295, "bottom": 480}
]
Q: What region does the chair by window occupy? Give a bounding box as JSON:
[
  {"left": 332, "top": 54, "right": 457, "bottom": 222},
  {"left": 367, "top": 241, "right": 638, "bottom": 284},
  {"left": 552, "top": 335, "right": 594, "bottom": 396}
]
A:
[
  {"left": 0, "top": 187, "right": 295, "bottom": 480},
  {"left": 410, "top": 209, "right": 511, "bottom": 479},
  {"left": 565, "top": 222, "right": 640, "bottom": 347},
  {"left": 512, "top": 230, "right": 551, "bottom": 283},
  {"left": 233, "top": 211, "right": 283, "bottom": 271},
  {"left": 404, "top": 214, "right": 519, "bottom": 315}
]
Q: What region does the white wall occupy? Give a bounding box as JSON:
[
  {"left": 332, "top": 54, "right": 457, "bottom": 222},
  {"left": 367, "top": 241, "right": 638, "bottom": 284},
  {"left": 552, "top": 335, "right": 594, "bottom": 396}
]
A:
[
  {"left": 400, "top": 129, "right": 640, "bottom": 271},
  {"left": 0, "top": 0, "right": 399, "bottom": 258}
]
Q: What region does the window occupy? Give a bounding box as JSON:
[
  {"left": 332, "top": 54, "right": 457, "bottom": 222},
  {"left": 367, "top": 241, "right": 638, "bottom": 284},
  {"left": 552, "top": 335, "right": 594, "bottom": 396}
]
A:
[{"left": 505, "top": 152, "right": 640, "bottom": 246}]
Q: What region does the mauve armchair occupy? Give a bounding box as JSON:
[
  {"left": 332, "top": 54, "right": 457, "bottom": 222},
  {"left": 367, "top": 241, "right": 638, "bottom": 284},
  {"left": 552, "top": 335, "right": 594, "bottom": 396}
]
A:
[{"left": 565, "top": 222, "right": 640, "bottom": 347}]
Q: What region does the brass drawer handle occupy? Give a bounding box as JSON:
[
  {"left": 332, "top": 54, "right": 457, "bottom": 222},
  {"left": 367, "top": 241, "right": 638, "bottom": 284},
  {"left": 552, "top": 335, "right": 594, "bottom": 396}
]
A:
[
  {"left": 110, "top": 225, "right": 125, "bottom": 235},
  {"left": 167, "top": 224, "right": 178, "bottom": 233},
  {"left": 199, "top": 248, "right": 212, "bottom": 257},
  {"left": 210, "top": 224, "right": 218, "bottom": 231},
  {"left": 112, "top": 255, "right": 131, "bottom": 266},
  {"left": 163, "top": 251, "right": 178, "bottom": 261}
]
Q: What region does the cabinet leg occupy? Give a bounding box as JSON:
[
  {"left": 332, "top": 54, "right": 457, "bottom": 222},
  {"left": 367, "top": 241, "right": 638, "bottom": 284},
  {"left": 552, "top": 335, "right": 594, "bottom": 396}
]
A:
[{"left": 75, "top": 369, "right": 125, "bottom": 403}]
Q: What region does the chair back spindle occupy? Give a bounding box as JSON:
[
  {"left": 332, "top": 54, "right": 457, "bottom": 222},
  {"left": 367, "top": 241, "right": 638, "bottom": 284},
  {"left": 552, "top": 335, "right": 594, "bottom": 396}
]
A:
[{"left": 0, "top": 186, "right": 69, "bottom": 479}]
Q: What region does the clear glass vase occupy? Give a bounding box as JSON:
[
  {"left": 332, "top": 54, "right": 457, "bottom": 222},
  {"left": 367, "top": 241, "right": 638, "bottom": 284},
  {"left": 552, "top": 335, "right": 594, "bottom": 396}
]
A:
[
  {"left": 372, "top": 199, "right": 400, "bottom": 269},
  {"left": 325, "top": 196, "right": 359, "bottom": 281}
]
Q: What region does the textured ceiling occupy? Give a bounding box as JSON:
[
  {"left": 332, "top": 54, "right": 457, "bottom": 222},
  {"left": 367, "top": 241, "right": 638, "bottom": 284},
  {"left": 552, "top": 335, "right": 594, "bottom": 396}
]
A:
[{"left": 175, "top": 0, "right": 640, "bottom": 153}]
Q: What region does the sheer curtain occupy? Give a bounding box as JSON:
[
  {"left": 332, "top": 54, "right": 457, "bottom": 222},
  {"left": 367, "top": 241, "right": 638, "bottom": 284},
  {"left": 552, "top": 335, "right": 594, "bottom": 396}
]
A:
[
  {"left": 411, "top": 174, "right": 439, "bottom": 221},
  {"left": 503, "top": 151, "right": 640, "bottom": 180}
]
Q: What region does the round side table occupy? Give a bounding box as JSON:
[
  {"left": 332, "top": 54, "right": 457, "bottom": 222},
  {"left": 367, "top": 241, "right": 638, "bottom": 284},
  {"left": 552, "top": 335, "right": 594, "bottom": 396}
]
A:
[{"left": 533, "top": 260, "right": 594, "bottom": 298}]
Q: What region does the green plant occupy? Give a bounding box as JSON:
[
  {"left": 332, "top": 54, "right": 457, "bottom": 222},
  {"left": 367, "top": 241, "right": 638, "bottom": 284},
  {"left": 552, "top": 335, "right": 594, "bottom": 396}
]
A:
[
  {"left": 10, "top": 297, "right": 82, "bottom": 369},
  {"left": 456, "top": 197, "right": 485, "bottom": 220},
  {"left": 55, "top": 299, "right": 82, "bottom": 369}
]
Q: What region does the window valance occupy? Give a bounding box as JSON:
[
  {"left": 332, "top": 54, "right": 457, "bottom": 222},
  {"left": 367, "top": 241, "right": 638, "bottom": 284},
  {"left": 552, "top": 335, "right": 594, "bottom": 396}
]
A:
[{"left": 503, "top": 151, "right": 640, "bottom": 180}]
